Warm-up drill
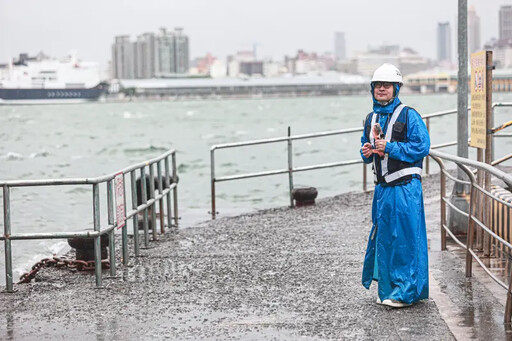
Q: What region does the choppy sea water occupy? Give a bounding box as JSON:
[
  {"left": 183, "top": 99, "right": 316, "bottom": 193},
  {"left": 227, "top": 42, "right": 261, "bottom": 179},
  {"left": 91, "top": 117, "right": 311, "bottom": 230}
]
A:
[{"left": 1, "top": 93, "right": 511, "bottom": 285}]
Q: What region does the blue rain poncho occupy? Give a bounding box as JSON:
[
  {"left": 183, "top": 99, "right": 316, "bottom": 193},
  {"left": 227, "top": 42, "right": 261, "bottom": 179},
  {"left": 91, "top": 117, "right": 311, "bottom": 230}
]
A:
[{"left": 360, "top": 84, "right": 430, "bottom": 304}]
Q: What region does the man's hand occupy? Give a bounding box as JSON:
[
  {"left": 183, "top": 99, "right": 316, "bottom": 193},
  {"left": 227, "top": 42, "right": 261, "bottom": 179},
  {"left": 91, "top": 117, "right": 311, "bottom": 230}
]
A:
[
  {"left": 375, "top": 139, "right": 387, "bottom": 153},
  {"left": 361, "top": 142, "right": 373, "bottom": 158}
]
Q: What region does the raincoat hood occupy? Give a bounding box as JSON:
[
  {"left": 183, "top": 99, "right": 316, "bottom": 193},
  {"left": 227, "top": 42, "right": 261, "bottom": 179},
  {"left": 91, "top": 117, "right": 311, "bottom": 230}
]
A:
[{"left": 371, "top": 83, "right": 401, "bottom": 114}]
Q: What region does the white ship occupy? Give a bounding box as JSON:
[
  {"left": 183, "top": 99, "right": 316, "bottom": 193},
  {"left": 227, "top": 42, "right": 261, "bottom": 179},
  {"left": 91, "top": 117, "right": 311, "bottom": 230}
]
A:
[{"left": 0, "top": 52, "right": 107, "bottom": 104}]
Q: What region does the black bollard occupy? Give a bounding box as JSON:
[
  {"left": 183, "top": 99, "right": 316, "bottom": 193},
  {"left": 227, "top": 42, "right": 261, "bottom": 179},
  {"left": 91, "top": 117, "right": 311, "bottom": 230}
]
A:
[
  {"left": 67, "top": 232, "right": 110, "bottom": 262},
  {"left": 292, "top": 187, "right": 318, "bottom": 207}
]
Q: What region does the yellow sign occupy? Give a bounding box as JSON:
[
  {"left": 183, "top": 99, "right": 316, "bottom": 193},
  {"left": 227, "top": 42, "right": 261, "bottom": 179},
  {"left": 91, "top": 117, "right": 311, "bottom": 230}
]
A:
[{"left": 470, "top": 50, "right": 487, "bottom": 149}]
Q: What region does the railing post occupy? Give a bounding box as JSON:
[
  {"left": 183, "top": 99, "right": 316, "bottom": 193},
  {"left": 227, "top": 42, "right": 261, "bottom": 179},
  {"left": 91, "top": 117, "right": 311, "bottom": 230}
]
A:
[
  {"left": 426, "top": 117, "right": 430, "bottom": 175},
  {"left": 440, "top": 167, "right": 447, "bottom": 251},
  {"left": 140, "top": 168, "right": 149, "bottom": 247},
  {"left": 165, "top": 157, "right": 173, "bottom": 227},
  {"left": 172, "top": 152, "right": 179, "bottom": 227},
  {"left": 363, "top": 163, "right": 367, "bottom": 192},
  {"left": 484, "top": 50, "right": 493, "bottom": 257},
  {"left": 121, "top": 173, "right": 129, "bottom": 265},
  {"left": 465, "top": 179, "right": 476, "bottom": 277},
  {"left": 3, "top": 185, "right": 14, "bottom": 292},
  {"left": 157, "top": 161, "right": 165, "bottom": 234},
  {"left": 92, "top": 183, "right": 102, "bottom": 288},
  {"left": 149, "top": 163, "right": 157, "bottom": 240},
  {"left": 106, "top": 180, "right": 116, "bottom": 277},
  {"left": 211, "top": 148, "right": 216, "bottom": 220},
  {"left": 287, "top": 126, "right": 294, "bottom": 207},
  {"left": 130, "top": 170, "right": 140, "bottom": 256}
]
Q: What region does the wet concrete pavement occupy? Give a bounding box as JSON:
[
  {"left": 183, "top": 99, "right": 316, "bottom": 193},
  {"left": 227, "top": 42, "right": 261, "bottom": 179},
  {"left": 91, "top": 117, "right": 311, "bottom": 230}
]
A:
[{"left": 1, "top": 174, "right": 511, "bottom": 340}]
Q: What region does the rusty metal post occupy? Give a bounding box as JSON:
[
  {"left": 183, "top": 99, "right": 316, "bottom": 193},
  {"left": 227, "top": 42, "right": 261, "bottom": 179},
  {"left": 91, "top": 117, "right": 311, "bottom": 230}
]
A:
[
  {"left": 3, "top": 185, "right": 13, "bottom": 292},
  {"left": 106, "top": 180, "right": 116, "bottom": 277},
  {"left": 130, "top": 170, "right": 140, "bottom": 256},
  {"left": 287, "top": 126, "right": 294, "bottom": 207},
  {"left": 157, "top": 161, "right": 165, "bottom": 234},
  {"left": 149, "top": 163, "right": 157, "bottom": 241},
  {"left": 92, "top": 183, "right": 103, "bottom": 288},
  {"left": 476, "top": 150, "right": 484, "bottom": 250},
  {"left": 483, "top": 51, "right": 493, "bottom": 257}
]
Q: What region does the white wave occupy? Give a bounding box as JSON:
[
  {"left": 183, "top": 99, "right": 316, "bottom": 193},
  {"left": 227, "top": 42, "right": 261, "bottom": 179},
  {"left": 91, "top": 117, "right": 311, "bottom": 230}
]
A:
[
  {"left": 3, "top": 152, "right": 24, "bottom": 160},
  {"left": 186, "top": 111, "right": 195, "bottom": 116},
  {"left": 29, "top": 151, "right": 50, "bottom": 158}
]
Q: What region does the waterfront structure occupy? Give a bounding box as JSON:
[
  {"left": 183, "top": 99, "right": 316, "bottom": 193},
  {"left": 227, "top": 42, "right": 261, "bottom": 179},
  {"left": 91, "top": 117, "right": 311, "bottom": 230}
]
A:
[
  {"left": 500, "top": 5, "right": 512, "bottom": 41},
  {"left": 404, "top": 68, "right": 512, "bottom": 93},
  {"left": 111, "top": 28, "right": 190, "bottom": 79},
  {"left": 115, "top": 74, "right": 368, "bottom": 99},
  {"left": 437, "top": 22, "right": 452, "bottom": 64},
  {"left": 468, "top": 6, "right": 481, "bottom": 54},
  {"left": 334, "top": 32, "right": 346, "bottom": 61}
]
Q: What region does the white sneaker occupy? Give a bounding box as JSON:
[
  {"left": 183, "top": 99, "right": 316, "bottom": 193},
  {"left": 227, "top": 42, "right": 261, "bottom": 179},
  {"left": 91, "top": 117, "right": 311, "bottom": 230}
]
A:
[
  {"left": 381, "top": 299, "right": 412, "bottom": 308},
  {"left": 376, "top": 298, "right": 382, "bottom": 305}
]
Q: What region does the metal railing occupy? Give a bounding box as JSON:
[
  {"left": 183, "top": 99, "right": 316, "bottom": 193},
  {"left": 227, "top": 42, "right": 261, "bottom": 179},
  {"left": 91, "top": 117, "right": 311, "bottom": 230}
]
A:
[
  {"left": 210, "top": 103, "right": 512, "bottom": 219},
  {"left": 1, "top": 149, "right": 179, "bottom": 292},
  {"left": 429, "top": 149, "right": 512, "bottom": 324}
]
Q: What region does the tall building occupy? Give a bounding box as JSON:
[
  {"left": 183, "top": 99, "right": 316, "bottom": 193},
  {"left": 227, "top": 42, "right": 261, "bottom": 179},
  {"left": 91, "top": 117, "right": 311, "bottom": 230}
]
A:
[
  {"left": 334, "top": 32, "right": 346, "bottom": 60},
  {"left": 437, "top": 22, "right": 451, "bottom": 64},
  {"left": 111, "top": 28, "right": 190, "bottom": 79},
  {"left": 500, "top": 5, "right": 512, "bottom": 41},
  {"left": 468, "top": 5, "right": 481, "bottom": 54},
  {"left": 156, "top": 28, "right": 176, "bottom": 76},
  {"left": 174, "top": 28, "right": 189, "bottom": 74},
  {"left": 135, "top": 33, "right": 156, "bottom": 79},
  {"left": 111, "top": 35, "right": 135, "bottom": 79}
]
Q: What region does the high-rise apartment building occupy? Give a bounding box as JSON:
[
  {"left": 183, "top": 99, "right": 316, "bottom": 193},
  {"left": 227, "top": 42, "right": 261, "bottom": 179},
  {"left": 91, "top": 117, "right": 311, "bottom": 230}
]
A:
[
  {"left": 468, "top": 5, "right": 481, "bottom": 54},
  {"left": 174, "top": 28, "right": 189, "bottom": 74},
  {"left": 111, "top": 35, "right": 135, "bottom": 79},
  {"left": 135, "top": 33, "right": 156, "bottom": 79},
  {"left": 111, "top": 28, "right": 189, "bottom": 79},
  {"left": 156, "top": 28, "right": 176, "bottom": 76},
  {"left": 334, "top": 32, "right": 346, "bottom": 61},
  {"left": 500, "top": 5, "right": 512, "bottom": 41},
  {"left": 437, "top": 22, "right": 451, "bottom": 64}
]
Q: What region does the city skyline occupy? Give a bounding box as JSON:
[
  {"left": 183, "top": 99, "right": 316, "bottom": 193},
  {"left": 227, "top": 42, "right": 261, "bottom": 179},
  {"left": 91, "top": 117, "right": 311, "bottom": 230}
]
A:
[{"left": 0, "top": 0, "right": 509, "bottom": 69}]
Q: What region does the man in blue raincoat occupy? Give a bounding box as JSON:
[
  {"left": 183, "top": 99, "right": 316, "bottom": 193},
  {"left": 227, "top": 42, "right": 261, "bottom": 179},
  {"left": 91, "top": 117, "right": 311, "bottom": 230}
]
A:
[{"left": 360, "top": 63, "right": 430, "bottom": 308}]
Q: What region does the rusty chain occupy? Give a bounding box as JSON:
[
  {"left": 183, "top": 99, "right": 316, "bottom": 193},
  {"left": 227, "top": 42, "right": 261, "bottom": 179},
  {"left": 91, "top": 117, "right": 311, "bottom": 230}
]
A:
[{"left": 17, "top": 256, "right": 110, "bottom": 284}]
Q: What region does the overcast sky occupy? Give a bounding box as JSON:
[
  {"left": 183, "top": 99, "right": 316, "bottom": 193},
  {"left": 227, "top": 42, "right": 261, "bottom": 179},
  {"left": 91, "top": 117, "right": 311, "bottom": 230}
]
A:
[{"left": 1, "top": 0, "right": 510, "bottom": 70}]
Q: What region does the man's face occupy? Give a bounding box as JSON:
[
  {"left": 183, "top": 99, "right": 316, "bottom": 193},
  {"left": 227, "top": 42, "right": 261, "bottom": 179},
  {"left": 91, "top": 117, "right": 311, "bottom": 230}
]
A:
[{"left": 373, "top": 82, "right": 394, "bottom": 102}]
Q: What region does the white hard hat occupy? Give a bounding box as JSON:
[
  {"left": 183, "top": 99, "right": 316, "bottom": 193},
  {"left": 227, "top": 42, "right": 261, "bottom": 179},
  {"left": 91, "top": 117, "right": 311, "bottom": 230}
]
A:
[{"left": 371, "top": 63, "right": 403, "bottom": 85}]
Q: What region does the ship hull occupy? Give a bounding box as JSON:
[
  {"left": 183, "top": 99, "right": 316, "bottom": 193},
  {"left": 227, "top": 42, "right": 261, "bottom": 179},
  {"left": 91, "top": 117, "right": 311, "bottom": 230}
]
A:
[{"left": 0, "top": 83, "right": 106, "bottom": 105}]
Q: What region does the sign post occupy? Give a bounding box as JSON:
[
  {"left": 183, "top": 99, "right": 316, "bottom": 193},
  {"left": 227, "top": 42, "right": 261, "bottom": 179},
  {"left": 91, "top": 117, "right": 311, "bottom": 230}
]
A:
[
  {"left": 470, "top": 50, "right": 487, "bottom": 149},
  {"left": 469, "top": 50, "right": 493, "bottom": 253},
  {"left": 114, "top": 172, "right": 126, "bottom": 230}
]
